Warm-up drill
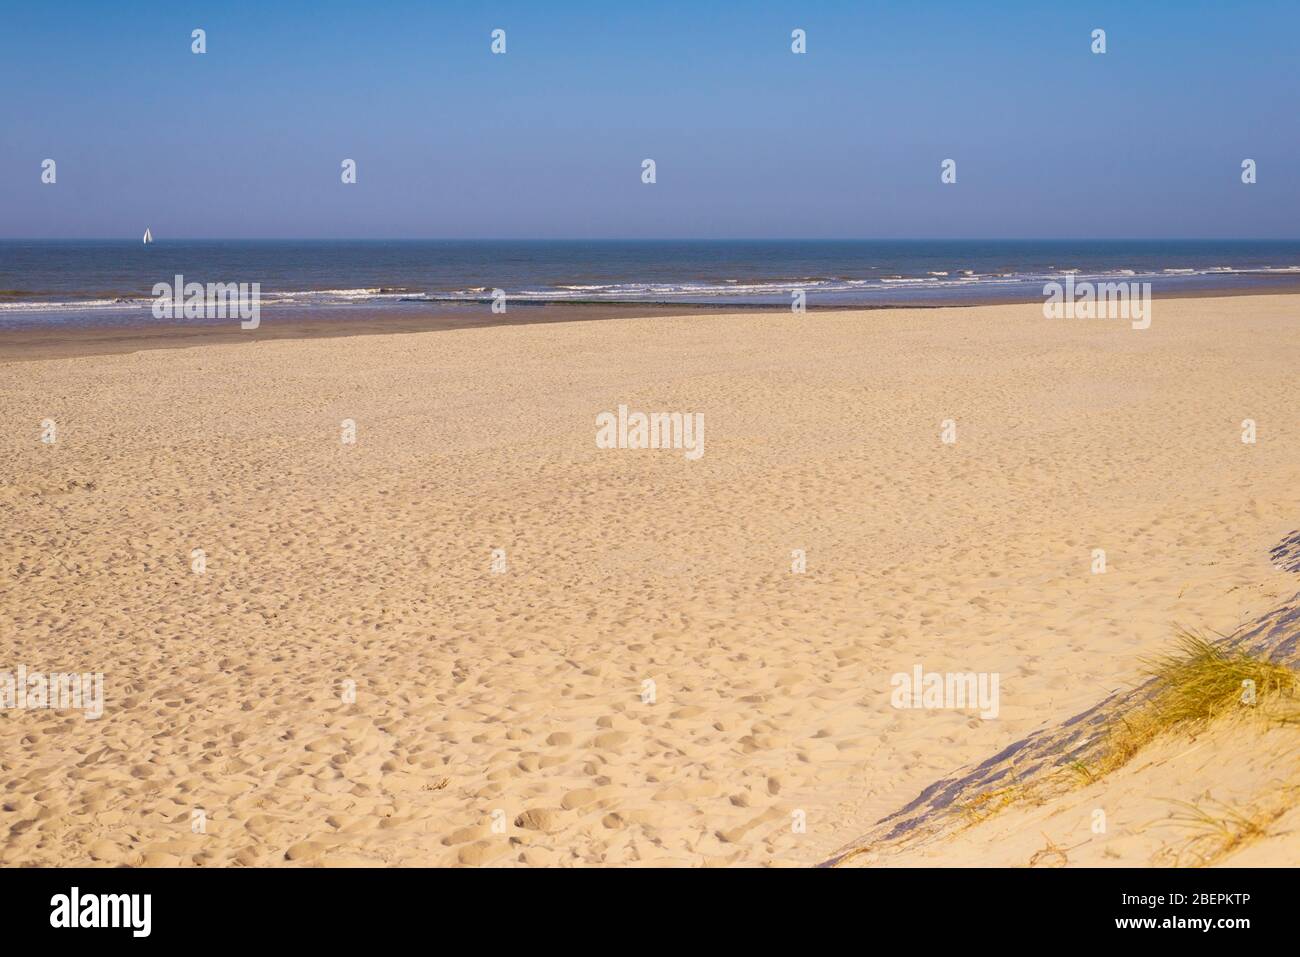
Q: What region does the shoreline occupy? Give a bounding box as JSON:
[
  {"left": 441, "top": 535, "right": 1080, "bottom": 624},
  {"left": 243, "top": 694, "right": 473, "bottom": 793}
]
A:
[{"left": 5, "top": 281, "right": 1300, "bottom": 363}]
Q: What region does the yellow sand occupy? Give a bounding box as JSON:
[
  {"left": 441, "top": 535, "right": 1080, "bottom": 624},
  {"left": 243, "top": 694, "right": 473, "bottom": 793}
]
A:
[{"left": 1, "top": 294, "right": 1296, "bottom": 866}]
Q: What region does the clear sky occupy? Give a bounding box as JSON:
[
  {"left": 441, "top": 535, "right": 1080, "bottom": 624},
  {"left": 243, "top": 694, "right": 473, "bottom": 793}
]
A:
[{"left": 3, "top": 0, "right": 1297, "bottom": 239}]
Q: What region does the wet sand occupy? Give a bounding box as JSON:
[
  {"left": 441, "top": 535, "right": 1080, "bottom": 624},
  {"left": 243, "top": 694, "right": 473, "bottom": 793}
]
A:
[{"left": 5, "top": 281, "right": 1300, "bottom": 363}]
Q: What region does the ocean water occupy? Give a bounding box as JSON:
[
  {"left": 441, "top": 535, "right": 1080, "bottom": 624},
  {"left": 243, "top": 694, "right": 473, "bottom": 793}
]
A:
[{"left": 3, "top": 239, "right": 1299, "bottom": 328}]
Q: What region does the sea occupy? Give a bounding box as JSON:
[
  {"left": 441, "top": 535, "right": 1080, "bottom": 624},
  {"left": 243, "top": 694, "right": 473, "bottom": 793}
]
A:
[{"left": 3, "top": 239, "right": 1299, "bottom": 329}]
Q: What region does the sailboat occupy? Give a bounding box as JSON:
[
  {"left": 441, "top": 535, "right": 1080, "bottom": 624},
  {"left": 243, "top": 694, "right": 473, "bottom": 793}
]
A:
[{"left": 142, "top": 228, "right": 153, "bottom": 244}]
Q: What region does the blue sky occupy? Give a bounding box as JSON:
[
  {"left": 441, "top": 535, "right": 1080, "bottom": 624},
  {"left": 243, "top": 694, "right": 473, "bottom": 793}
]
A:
[{"left": 2, "top": 0, "right": 1296, "bottom": 238}]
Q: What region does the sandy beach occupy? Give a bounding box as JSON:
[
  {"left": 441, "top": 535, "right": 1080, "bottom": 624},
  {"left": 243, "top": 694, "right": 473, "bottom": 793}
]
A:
[{"left": 2, "top": 293, "right": 1297, "bottom": 867}]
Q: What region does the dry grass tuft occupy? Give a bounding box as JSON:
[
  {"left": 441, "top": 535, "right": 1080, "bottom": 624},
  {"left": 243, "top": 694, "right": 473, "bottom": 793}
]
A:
[
  {"left": 1151, "top": 794, "right": 1294, "bottom": 867},
  {"left": 1089, "top": 630, "right": 1297, "bottom": 780},
  {"left": 957, "top": 781, "right": 1032, "bottom": 826}
]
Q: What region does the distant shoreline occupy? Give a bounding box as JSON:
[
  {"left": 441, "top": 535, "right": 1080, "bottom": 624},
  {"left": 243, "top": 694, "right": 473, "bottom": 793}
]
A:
[{"left": 3, "top": 285, "right": 1300, "bottom": 363}]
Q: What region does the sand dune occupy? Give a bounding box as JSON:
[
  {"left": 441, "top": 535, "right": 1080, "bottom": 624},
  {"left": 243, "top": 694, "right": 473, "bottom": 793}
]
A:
[
  {"left": 826, "top": 532, "right": 1300, "bottom": 867},
  {"left": 1, "top": 295, "right": 1296, "bottom": 866}
]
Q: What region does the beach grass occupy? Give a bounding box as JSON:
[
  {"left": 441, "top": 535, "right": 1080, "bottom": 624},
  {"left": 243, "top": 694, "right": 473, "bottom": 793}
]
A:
[
  {"left": 1092, "top": 630, "right": 1298, "bottom": 780},
  {"left": 1151, "top": 791, "right": 1299, "bottom": 867}
]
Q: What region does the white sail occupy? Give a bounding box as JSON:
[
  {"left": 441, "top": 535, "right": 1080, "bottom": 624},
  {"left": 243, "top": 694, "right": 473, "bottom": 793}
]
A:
[{"left": 143, "top": 228, "right": 153, "bottom": 244}]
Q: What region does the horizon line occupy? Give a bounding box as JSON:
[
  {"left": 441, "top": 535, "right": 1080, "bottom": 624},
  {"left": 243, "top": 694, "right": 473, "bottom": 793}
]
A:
[{"left": 4, "top": 237, "right": 1299, "bottom": 243}]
